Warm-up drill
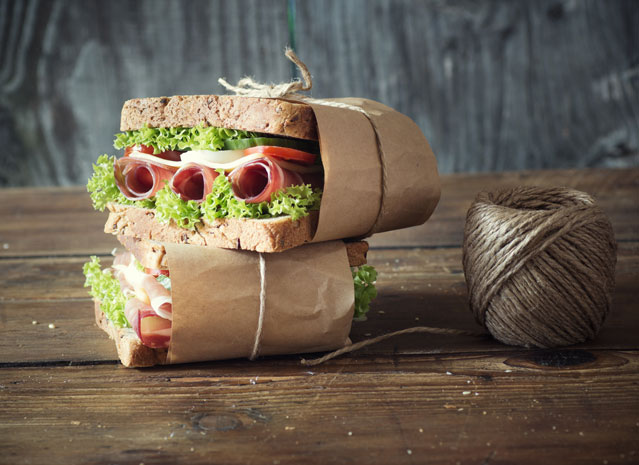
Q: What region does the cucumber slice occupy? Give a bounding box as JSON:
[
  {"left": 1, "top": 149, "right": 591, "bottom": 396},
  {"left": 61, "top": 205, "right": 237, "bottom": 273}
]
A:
[{"left": 224, "top": 137, "right": 320, "bottom": 154}]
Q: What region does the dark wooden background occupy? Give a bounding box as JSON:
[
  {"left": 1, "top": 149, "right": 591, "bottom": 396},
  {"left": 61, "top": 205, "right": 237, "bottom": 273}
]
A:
[{"left": 0, "top": 0, "right": 638, "bottom": 187}]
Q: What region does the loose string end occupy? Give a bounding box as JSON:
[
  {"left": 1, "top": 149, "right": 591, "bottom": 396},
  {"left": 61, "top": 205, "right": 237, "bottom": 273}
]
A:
[{"left": 300, "top": 326, "right": 486, "bottom": 367}]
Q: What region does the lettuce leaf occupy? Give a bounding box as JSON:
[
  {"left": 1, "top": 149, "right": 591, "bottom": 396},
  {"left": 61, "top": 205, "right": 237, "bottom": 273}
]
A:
[
  {"left": 156, "top": 274, "right": 171, "bottom": 291},
  {"left": 87, "top": 154, "right": 155, "bottom": 211},
  {"left": 83, "top": 256, "right": 130, "bottom": 328},
  {"left": 113, "top": 125, "right": 256, "bottom": 154},
  {"left": 352, "top": 265, "right": 378, "bottom": 319},
  {"left": 201, "top": 172, "right": 270, "bottom": 220},
  {"left": 201, "top": 172, "right": 322, "bottom": 223},
  {"left": 154, "top": 184, "right": 203, "bottom": 229}
]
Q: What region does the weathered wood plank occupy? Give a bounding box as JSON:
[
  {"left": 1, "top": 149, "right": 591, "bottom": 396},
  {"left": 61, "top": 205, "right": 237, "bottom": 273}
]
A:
[
  {"left": 0, "top": 0, "right": 292, "bottom": 187},
  {"left": 296, "top": 0, "right": 639, "bottom": 173},
  {"left": 1, "top": 352, "right": 638, "bottom": 464},
  {"left": 0, "top": 169, "right": 636, "bottom": 257},
  {"left": 370, "top": 167, "right": 639, "bottom": 248},
  {"left": 1, "top": 243, "right": 636, "bottom": 364},
  {"left": 2, "top": 0, "right": 638, "bottom": 188}
]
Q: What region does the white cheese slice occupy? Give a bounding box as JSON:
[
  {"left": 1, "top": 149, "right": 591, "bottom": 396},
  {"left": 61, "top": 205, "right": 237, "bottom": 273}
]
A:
[{"left": 128, "top": 150, "right": 323, "bottom": 174}]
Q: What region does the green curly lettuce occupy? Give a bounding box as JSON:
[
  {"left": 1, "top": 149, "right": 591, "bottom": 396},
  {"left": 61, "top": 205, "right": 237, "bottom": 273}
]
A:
[
  {"left": 154, "top": 184, "right": 202, "bottom": 229},
  {"left": 88, "top": 153, "right": 321, "bottom": 227},
  {"left": 113, "top": 125, "right": 256, "bottom": 154},
  {"left": 156, "top": 274, "right": 171, "bottom": 291},
  {"left": 201, "top": 172, "right": 269, "bottom": 220},
  {"left": 87, "top": 154, "right": 155, "bottom": 211},
  {"left": 201, "top": 172, "right": 322, "bottom": 223},
  {"left": 83, "top": 256, "right": 130, "bottom": 328},
  {"left": 352, "top": 265, "right": 378, "bottom": 319}
]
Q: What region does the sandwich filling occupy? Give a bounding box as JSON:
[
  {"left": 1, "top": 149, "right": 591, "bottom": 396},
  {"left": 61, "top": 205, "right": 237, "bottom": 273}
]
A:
[
  {"left": 88, "top": 124, "right": 324, "bottom": 228},
  {"left": 83, "top": 254, "right": 378, "bottom": 349}
]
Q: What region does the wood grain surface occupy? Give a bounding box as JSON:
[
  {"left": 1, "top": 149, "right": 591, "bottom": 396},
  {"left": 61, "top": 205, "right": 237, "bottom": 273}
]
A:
[
  {"left": 1, "top": 0, "right": 638, "bottom": 187},
  {"left": 1, "top": 168, "right": 638, "bottom": 464}
]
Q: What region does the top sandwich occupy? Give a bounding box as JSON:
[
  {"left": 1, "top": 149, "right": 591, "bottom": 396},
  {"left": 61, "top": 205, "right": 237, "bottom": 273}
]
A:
[{"left": 88, "top": 95, "right": 326, "bottom": 252}]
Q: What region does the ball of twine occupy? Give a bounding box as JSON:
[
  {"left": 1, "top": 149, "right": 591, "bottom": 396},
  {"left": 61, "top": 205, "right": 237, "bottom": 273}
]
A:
[{"left": 462, "top": 186, "right": 617, "bottom": 348}]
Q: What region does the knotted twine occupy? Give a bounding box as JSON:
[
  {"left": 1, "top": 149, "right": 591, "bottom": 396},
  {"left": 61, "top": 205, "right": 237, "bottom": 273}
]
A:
[
  {"left": 220, "top": 50, "right": 617, "bottom": 364},
  {"left": 220, "top": 50, "right": 478, "bottom": 364}
]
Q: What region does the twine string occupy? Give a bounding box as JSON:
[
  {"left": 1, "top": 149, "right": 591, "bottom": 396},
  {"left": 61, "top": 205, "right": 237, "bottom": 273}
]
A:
[
  {"left": 300, "top": 326, "right": 486, "bottom": 367},
  {"left": 220, "top": 48, "right": 388, "bottom": 238},
  {"left": 218, "top": 48, "right": 312, "bottom": 99},
  {"left": 463, "top": 186, "right": 616, "bottom": 348},
  {"left": 222, "top": 49, "right": 480, "bottom": 366},
  {"left": 249, "top": 253, "right": 267, "bottom": 360}
]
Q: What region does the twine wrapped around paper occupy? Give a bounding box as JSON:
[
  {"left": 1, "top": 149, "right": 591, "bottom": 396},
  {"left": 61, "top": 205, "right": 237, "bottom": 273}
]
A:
[
  {"left": 219, "top": 49, "right": 389, "bottom": 237},
  {"left": 220, "top": 48, "right": 440, "bottom": 240}
]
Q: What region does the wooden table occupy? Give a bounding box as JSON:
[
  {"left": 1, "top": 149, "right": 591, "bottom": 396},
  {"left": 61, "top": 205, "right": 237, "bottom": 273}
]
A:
[{"left": 1, "top": 168, "right": 638, "bottom": 464}]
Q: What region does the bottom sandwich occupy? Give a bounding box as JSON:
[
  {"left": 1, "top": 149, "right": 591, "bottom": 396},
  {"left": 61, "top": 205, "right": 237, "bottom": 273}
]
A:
[{"left": 85, "top": 240, "right": 377, "bottom": 367}]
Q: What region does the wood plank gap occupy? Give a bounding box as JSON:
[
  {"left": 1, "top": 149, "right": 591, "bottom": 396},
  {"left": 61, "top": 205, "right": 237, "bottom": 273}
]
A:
[
  {"left": 0, "top": 359, "right": 118, "bottom": 368},
  {"left": 2, "top": 348, "right": 636, "bottom": 371}
]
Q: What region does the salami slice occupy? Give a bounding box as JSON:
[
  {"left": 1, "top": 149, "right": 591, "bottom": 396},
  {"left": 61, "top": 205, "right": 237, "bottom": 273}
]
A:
[
  {"left": 124, "top": 299, "right": 171, "bottom": 349},
  {"left": 114, "top": 157, "right": 175, "bottom": 200},
  {"left": 229, "top": 157, "right": 303, "bottom": 204},
  {"left": 170, "top": 163, "right": 219, "bottom": 202}
]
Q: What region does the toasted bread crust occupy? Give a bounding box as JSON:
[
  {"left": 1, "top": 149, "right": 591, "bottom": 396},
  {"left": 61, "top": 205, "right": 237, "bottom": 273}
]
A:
[
  {"left": 105, "top": 203, "right": 318, "bottom": 253},
  {"left": 94, "top": 300, "right": 167, "bottom": 367},
  {"left": 120, "top": 95, "right": 318, "bottom": 141},
  {"left": 117, "top": 235, "right": 369, "bottom": 269}
]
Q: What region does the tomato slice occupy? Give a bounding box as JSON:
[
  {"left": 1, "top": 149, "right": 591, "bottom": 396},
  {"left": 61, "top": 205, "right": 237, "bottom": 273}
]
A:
[
  {"left": 124, "top": 145, "right": 182, "bottom": 161},
  {"left": 244, "top": 146, "right": 316, "bottom": 165},
  {"left": 124, "top": 144, "right": 154, "bottom": 157},
  {"left": 144, "top": 267, "right": 170, "bottom": 277}
]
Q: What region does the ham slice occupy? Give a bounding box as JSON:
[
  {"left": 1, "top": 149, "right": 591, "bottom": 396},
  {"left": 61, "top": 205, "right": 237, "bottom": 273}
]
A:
[
  {"left": 112, "top": 252, "right": 172, "bottom": 320},
  {"left": 170, "top": 163, "right": 219, "bottom": 202},
  {"left": 125, "top": 298, "right": 171, "bottom": 349},
  {"left": 114, "top": 157, "right": 175, "bottom": 201},
  {"left": 229, "top": 157, "right": 303, "bottom": 204},
  {"left": 112, "top": 251, "right": 172, "bottom": 349}
]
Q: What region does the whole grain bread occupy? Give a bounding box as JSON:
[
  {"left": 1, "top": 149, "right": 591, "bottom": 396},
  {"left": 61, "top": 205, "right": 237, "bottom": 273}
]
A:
[
  {"left": 120, "top": 95, "right": 318, "bottom": 141},
  {"left": 117, "top": 235, "right": 369, "bottom": 269},
  {"left": 105, "top": 203, "right": 318, "bottom": 253}
]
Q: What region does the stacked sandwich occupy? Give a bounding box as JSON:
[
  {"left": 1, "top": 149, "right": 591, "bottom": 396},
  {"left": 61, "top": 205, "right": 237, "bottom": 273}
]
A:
[{"left": 84, "top": 94, "right": 439, "bottom": 367}]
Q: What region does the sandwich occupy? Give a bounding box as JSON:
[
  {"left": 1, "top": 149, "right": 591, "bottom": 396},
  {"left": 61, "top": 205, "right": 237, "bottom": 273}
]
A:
[
  {"left": 89, "top": 95, "right": 327, "bottom": 253},
  {"left": 84, "top": 240, "right": 376, "bottom": 367},
  {"left": 84, "top": 94, "right": 381, "bottom": 366}
]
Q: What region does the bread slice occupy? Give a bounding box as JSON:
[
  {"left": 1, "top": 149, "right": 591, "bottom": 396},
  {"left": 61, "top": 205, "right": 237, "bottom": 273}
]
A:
[
  {"left": 120, "top": 95, "right": 318, "bottom": 141},
  {"left": 117, "top": 235, "right": 369, "bottom": 269},
  {"left": 105, "top": 203, "right": 318, "bottom": 253}
]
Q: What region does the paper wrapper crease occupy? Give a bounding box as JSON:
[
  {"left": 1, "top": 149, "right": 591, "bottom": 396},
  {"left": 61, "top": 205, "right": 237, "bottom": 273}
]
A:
[
  {"left": 165, "top": 241, "right": 354, "bottom": 364},
  {"left": 307, "top": 98, "right": 441, "bottom": 242}
]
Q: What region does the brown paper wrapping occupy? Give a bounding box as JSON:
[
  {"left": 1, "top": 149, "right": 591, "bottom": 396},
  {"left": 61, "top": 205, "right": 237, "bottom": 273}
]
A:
[
  {"left": 307, "top": 98, "right": 441, "bottom": 241},
  {"left": 131, "top": 96, "right": 440, "bottom": 363},
  {"left": 165, "top": 240, "right": 354, "bottom": 364}
]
